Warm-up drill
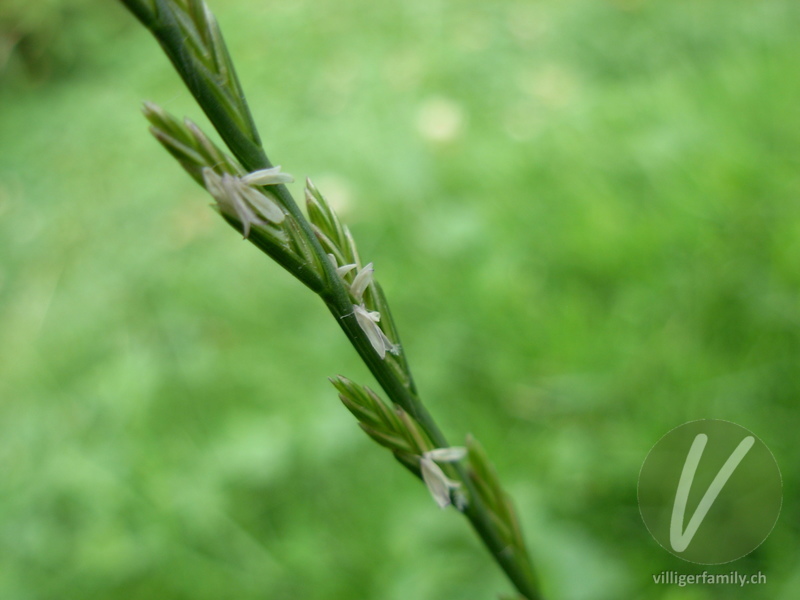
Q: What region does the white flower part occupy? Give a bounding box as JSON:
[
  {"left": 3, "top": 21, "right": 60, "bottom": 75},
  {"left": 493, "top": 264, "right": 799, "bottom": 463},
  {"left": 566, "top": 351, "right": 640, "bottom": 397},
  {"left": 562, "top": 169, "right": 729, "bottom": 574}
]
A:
[
  {"left": 350, "top": 262, "right": 374, "bottom": 303},
  {"left": 420, "top": 449, "right": 465, "bottom": 509},
  {"left": 202, "top": 167, "right": 227, "bottom": 200},
  {"left": 241, "top": 165, "right": 295, "bottom": 186},
  {"left": 421, "top": 447, "right": 467, "bottom": 509},
  {"left": 353, "top": 304, "right": 400, "bottom": 359},
  {"left": 326, "top": 255, "right": 374, "bottom": 302},
  {"left": 238, "top": 183, "right": 285, "bottom": 224},
  {"left": 327, "top": 253, "right": 357, "bottom": 278},
  {"left": 425, "top": 447, "right": 467, "bottom": 462},
  {"left": 202, "top": 167, "right": 286, "bottom": 238},
  {"left": 204, "top": 168, "right": 260, "bottom": 237},
  {"left": 338, "top": 264, "right": 358, "bottom": 277}
]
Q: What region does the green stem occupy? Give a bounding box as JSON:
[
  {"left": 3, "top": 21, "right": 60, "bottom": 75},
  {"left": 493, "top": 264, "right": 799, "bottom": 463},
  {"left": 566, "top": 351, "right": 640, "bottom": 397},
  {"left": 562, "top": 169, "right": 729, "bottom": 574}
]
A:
[
  {"left": 118, "top": 1, "right": 542, "bottom": 597},
  {"left": 321, "top": 285, "right": 542, "bottom": 600}
]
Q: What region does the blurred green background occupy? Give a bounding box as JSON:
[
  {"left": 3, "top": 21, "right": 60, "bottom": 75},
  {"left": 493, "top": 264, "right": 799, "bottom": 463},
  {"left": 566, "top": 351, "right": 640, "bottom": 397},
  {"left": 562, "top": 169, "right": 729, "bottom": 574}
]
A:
[{"left": 1, "top": 0, "right": 799, "bottom": 598}]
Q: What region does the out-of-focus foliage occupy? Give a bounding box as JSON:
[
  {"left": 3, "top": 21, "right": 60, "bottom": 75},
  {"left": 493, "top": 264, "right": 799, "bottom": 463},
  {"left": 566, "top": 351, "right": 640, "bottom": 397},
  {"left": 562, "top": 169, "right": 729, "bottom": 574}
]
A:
[
  {"left": 1, "top": 1, "right": 798, "bottom": 599},
  {"left": 0, "top": 0, "right": 125, "bottom": 85}
]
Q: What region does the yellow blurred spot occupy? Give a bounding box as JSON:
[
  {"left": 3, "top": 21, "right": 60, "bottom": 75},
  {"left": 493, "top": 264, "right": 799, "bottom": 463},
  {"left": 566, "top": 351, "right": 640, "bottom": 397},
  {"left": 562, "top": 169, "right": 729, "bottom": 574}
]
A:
[{"left": 415, "top": 97, "right": 466, "bottom": 143}]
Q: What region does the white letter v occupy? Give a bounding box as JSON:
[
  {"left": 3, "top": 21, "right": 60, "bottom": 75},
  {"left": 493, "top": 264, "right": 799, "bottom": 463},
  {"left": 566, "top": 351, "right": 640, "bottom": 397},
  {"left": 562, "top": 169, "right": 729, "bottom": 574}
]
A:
[{"left": 670, "top": 433, "right": 755, "bottom": 552}]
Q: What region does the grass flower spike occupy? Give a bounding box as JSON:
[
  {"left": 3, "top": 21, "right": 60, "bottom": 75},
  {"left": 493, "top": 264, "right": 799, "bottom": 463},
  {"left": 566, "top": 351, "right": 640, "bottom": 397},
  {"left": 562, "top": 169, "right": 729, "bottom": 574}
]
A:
[{"left": 118, "top": 1, "right": 543, "bottom": 598}]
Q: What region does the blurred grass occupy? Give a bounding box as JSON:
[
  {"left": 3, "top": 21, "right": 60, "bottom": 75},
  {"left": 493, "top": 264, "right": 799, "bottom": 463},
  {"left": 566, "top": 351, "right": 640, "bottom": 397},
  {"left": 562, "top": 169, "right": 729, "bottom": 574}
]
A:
[{"left": 1, "top": 0, "right": 799, "bottom": 599}]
